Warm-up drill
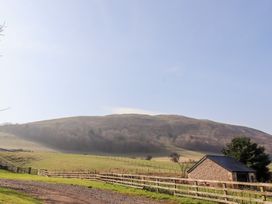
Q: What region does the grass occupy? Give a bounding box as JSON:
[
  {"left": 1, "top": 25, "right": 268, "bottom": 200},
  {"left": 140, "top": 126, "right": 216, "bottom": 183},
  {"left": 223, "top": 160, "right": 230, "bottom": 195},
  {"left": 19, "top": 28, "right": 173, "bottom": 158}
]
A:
[
  {"left": 0, "top": 151, "right": 195, "bottom": 175},
  {"left": 0, "top": 187, "right": 40, "bottom": 204},
  {"left": 0, "top": 170, "right": 215, "bottom": 204}
]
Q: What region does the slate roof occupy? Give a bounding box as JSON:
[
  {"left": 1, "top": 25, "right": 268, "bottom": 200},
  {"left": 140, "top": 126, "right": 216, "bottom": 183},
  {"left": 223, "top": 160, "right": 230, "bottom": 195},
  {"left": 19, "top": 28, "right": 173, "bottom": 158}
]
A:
[{"left": 187, "top": 155, "right": 255, "bottom": 173}]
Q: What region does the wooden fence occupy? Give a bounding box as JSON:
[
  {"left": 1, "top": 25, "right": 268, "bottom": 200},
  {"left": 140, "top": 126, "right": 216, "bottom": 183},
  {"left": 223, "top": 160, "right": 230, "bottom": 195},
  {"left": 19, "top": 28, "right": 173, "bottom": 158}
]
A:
[
  {"left": 0, "top": 156, "right": 38, "bottom": 175},
  {"left": 38, "top": 169, "right": 96, "bottom": 179},
  {"left": 41, "top": 170, "right": 272, "bottom": 204}
]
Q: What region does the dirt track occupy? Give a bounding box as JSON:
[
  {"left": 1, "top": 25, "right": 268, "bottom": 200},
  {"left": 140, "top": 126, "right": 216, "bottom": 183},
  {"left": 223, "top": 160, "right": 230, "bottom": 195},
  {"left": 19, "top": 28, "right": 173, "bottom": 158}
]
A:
[{"left": 0, "top": 179, "right": 173, "bottom": 204}]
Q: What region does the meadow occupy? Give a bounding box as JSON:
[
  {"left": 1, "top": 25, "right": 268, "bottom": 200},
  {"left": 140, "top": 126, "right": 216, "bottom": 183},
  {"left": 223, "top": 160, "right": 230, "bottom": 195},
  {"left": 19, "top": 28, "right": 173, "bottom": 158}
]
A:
[{"left": 0, "top": 151, "right": 199, "bottom": 175}]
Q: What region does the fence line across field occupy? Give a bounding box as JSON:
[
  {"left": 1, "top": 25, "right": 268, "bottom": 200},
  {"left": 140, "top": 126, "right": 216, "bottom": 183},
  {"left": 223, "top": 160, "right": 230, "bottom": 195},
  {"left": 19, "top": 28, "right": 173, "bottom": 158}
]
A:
[
  {"left": 0, "top": 156, "right": 38, "bottom": 174},
  {"left": 39, "top": 170, "right": 272, "bottom": 204},
  {"left": 1, "top": 155, "right": 272, "bottom": 204}
]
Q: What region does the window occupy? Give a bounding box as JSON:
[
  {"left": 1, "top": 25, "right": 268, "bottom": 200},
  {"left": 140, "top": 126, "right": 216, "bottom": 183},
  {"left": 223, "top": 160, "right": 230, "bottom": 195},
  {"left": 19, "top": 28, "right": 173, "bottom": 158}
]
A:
[{"left": 236, "top": 172, "right": 249, "bottom": 182}]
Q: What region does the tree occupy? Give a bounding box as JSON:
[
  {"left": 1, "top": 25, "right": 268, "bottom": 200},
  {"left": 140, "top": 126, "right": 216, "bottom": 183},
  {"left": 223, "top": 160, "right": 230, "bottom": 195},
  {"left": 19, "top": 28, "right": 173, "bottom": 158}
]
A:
[
  {"left": 0, "top": 24, "right": 3, "bottom": 34},
  {"left": 169, "top": 152, "right": 190, "bottom": 177},
  {"left": 145, "top": 155, "right": 152, "bottom": 160},
  {"left": 222, "top": 136, "right": 271, "bottom": 182},
  {"left": 169, "top": 152, "right": 182, "bottom": 174},
  {"left": 169, "top": 152, "right": 180, "bottom": 163}
]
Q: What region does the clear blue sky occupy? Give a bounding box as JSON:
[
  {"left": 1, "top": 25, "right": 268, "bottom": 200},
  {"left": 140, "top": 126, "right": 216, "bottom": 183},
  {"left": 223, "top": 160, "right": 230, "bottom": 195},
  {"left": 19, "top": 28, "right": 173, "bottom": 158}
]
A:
[{"left": 0, "top": 0, "right": 271, "bottom": 134}]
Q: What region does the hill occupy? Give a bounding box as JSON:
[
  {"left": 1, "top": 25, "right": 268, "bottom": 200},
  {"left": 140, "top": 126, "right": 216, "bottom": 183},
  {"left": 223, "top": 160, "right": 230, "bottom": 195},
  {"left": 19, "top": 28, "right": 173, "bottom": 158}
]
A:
[
  {"left": 0, "top": 132, "right": 53, "bottom": 151},
  {"left": 0, "top": 114, "right": 271, "bottom": 155}
]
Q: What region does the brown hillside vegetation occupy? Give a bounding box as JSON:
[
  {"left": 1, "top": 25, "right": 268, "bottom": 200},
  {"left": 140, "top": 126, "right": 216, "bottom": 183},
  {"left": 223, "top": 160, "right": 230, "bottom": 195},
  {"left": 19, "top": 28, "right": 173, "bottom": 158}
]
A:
[{"left": 0, "top": 114, "right": 271, "bottom": 154}]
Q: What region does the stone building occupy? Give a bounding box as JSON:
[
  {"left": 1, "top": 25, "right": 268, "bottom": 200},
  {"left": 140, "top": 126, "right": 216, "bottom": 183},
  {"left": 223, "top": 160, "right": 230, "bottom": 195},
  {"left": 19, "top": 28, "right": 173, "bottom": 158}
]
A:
[{"left": 187, "top": 155, "right": 256, "bottom": 182}]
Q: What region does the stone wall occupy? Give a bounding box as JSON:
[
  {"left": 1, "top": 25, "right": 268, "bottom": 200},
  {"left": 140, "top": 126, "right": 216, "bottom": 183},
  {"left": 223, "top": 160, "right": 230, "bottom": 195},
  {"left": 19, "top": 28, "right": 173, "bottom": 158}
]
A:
[{"left": 188, "top": 158, "right": 233, "bottom": 181}]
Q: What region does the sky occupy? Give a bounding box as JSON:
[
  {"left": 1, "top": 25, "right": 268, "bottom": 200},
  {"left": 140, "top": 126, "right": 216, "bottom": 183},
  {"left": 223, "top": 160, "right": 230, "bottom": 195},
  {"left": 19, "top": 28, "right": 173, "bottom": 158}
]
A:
[{"left": 0, "top": 0, "right": 271, "bottom": 134}]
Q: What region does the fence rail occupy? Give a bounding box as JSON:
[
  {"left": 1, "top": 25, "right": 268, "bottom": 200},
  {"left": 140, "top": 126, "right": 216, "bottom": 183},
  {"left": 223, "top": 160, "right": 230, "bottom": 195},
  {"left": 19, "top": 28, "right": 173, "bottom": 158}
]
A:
[
  {"left": 0, "top": 156, "right": 38, "bottom": 174},
  {"left": 38, "top": 169, "right": 96, "bottom": 179},
  {"left": 41, "top": 170, "right": 272, "bottom": 204}
]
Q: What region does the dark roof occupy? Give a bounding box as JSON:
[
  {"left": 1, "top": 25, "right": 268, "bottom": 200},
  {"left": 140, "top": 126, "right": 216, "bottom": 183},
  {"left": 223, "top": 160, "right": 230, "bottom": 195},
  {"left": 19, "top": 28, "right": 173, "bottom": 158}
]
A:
[{"left": 187, "top": 155, "right": 255, "bottom": 173}]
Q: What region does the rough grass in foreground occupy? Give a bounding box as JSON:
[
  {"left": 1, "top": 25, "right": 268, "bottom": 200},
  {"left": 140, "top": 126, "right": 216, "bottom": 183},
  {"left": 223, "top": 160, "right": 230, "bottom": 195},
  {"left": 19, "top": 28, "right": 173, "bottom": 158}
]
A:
[
  {"left": 0, "top": 170, "right": 215, "bottom": 204},
  {"left": 0, "top": 187, "right": 40, "bottom": 204}
]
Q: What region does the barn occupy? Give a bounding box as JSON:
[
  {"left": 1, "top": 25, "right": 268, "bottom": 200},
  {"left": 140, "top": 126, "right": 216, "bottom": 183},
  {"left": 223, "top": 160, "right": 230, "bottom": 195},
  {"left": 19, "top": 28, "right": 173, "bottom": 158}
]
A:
[{"left": 187, "top": 155, "right": 256, "bottom": 182}]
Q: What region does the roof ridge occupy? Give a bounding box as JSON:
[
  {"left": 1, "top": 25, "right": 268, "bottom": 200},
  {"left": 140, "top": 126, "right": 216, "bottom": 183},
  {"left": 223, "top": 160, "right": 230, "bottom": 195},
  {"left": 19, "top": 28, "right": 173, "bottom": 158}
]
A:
[{"left": 187, "top": 154, "right": 255, "bottom": 174}]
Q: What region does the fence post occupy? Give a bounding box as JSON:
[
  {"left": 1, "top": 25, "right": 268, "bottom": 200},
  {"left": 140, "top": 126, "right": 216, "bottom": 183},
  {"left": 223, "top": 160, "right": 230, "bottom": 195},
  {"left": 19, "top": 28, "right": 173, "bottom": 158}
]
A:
[
  {"left": 223, "top": 183, "right": 228, "bottom": 201},
  {"left": 194, "top": 181, "right": 198, "bottom": 197},
  {"left": 142, "top": 176, "right": 145, "bottom": 188},
  {"left": 174, "top": 179, "right": 177, "bottom": 196},
  {"left": 260, "top": 186, "right": 266, "bottom": 201},
  {"left": 156, "top": 178, "right": 159, "bottom": 193}
]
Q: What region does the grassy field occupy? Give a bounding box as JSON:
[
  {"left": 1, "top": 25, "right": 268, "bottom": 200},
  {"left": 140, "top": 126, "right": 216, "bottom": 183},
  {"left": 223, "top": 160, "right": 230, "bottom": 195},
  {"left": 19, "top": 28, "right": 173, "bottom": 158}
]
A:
[
  {"left": 0, "top": 187, "right": 40, "bottom": 204},
  {"left": 0, "top": 170, "right": 214, "bottom": 204},
  {"left": 0, "top": 151, "right": 198, "bottom": 175}
]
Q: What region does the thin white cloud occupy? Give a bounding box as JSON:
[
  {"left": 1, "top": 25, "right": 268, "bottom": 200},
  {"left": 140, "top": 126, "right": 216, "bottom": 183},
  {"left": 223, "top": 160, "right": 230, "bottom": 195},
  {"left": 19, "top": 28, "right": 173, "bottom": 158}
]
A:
[{"left": 111, "top": 107, "right": 161, "bottom": 115}]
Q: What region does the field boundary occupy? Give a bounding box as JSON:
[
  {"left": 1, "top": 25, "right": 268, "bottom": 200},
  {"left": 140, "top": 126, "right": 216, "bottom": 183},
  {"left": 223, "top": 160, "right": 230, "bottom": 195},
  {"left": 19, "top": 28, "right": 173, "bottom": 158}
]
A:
[
  {"left": 39, "top": 170, "right": 272, "bottom": 204},
  {"left": 0, "top": 155, "right": 38, "bottom": 174},
  {"left": 1, "top": 154, "right": 272, "bottom": 204}
]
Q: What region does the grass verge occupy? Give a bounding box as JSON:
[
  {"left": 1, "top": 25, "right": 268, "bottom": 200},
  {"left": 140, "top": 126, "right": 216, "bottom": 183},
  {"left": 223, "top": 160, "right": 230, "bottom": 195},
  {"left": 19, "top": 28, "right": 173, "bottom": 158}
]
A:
[{"left": 0, "top": 187, "right": 40, "bottom": 204}]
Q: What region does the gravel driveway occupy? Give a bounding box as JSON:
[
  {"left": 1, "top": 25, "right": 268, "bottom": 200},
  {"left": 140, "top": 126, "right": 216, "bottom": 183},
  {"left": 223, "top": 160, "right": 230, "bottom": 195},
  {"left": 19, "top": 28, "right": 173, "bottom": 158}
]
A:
[{"left": 0, "top": 179, "right": 173, "bottom": 204}]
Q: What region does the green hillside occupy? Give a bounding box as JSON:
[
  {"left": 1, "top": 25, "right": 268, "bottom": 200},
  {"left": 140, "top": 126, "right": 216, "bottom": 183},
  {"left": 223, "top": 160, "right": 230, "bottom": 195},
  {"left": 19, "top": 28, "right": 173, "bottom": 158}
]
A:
[
  {"left": 0, "top": 132, "right": 52, "bottom": 151},
  {"left": 0, "top": 114, "right": 271, "bottom": 155}
]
